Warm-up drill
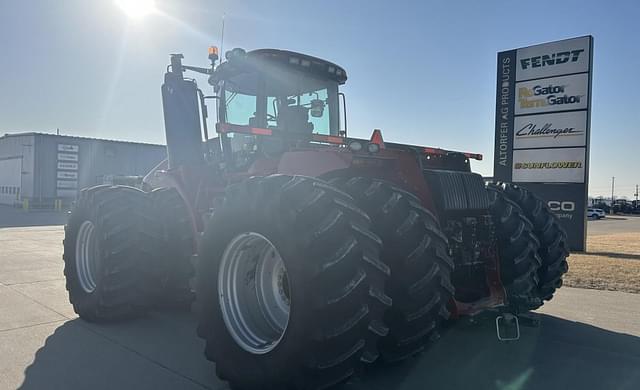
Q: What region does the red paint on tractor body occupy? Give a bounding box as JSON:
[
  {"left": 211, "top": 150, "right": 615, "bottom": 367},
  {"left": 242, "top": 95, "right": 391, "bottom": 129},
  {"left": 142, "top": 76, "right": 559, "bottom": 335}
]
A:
[{"left": 148, "top": 123, "right": 504, "bottom": 317}]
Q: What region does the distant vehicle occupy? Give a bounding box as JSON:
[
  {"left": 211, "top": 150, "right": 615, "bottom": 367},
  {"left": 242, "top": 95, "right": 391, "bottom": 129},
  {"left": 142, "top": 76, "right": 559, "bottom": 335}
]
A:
[
  {"left": 587, "top": 208, "right": 605, "bottom": 219},
  {"left": 612, "top": 199, "right": 634, "bottom": 214},
  {"left": 591, "top": 201, "right": 611, "bottom": 213}
]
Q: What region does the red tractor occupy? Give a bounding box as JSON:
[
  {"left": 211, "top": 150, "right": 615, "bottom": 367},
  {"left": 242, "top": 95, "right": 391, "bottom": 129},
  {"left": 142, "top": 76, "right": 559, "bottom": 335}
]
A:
[{"left": 62, "top": 47, "right": 569, "bottom": 389}]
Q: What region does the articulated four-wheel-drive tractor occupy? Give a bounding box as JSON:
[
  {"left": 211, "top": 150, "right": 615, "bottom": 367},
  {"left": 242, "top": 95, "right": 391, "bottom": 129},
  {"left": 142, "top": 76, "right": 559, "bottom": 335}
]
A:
[{"left": 63, "top": 47, "right": 569, "bottom": 389}]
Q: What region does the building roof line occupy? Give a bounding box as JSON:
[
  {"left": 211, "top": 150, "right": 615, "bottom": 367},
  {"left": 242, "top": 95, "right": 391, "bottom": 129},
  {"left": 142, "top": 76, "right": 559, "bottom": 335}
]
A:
[{"left": 0, "top": 132, "right": 166, "bottom": 147}]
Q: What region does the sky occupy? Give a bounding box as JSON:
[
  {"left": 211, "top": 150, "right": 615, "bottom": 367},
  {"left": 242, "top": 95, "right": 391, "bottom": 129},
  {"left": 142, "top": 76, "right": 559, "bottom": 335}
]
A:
[{"left": 0, "top": 0, "right": 638, "bottom": 197}]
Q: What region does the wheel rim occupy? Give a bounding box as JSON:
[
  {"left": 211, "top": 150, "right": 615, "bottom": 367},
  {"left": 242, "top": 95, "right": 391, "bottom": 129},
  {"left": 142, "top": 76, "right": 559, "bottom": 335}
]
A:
[
  {"left": 75, "top": 220, "right": 100, "bottom": 293},
  {"left": 218, "top": 232, "right": 291, "bottom": 354}
]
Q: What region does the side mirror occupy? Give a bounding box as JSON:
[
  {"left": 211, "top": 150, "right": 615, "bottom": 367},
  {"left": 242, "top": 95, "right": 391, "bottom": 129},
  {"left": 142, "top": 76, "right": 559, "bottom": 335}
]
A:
[{"left": 309, "top": 99, "right": 325, "bottom": 118}]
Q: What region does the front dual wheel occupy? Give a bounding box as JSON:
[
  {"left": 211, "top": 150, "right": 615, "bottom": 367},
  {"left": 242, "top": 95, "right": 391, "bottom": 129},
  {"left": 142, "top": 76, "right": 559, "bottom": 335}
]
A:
[
  {"left": 63, "top": 186, "right": 157, "bottom": 321},
  {"left": 197, "top": 175, "right": 391, "bottom": 390},
  {"left": 63, "top": 186, "right": 195, "bottom": 321}
]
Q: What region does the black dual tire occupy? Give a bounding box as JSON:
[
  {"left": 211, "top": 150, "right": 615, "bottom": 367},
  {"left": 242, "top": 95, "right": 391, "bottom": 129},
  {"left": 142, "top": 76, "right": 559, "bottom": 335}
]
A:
[
  {"left": 487, "top": 184, "right": 543, "bottom": 312},
  {"left": 331, "top": 177, "right": 454, "bottom": 363},
  {"left": 496, "top": 183, "right": 570, "bottom": 302},
  {"left": 63, "top": 185, "right": 158, "bottom": 321},
  {"left": 196, "top": 175, "right": 391, "bottom": 390},
  {"left": 149, "top": 188, "right": 196, "bottom": 308}
]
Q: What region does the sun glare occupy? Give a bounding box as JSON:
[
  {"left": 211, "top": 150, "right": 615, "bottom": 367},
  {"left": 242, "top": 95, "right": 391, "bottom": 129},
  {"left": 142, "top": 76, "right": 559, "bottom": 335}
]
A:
[{"left": 115, "top": 0, "right": 156, "bottom": 19}]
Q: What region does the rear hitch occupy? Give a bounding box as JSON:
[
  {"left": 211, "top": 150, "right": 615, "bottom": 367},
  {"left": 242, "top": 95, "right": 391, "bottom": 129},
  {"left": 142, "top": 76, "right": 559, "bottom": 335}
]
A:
[
  {"left": 495, "top": 313, "right": 520, "bottom": 341},
  {"left": 493, "top": 311, "right": 541, "bottom": 341}
]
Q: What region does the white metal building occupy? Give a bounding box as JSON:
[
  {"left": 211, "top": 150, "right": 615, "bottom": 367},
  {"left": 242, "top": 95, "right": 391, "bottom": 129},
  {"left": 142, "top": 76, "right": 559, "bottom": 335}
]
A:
[{"left": 0, "top": 132, "right": 166, "bottom": 207}]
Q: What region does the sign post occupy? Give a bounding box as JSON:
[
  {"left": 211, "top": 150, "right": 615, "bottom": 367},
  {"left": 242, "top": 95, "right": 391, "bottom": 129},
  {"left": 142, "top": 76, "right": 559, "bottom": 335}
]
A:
[{"left": 493, "top": 36, "right": 593, "bottom": 251}]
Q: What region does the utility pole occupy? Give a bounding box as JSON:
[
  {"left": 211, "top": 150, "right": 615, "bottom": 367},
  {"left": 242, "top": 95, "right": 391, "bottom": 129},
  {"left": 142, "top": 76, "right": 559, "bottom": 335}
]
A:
[
  {"left": 611, "top": 177, "right": 615, "bottom": 203},
  {"left": 611, "top": 176, "right": 615, "bottom": 214},
  {"left": 635, "top": 184, "right": 639, "bottom": 202}
]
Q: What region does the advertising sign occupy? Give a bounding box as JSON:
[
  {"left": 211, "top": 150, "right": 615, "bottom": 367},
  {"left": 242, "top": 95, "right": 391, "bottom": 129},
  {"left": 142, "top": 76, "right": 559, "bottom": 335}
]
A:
[
  {"left": 57, "top": 171, "right": 78, "bottom": 180},
  {"left": 56, "top": 180, "right": 78, "bottom": 189},
  {"left": 516, "top": 36, "right": 591, "bottom": 81},
  {"left": 494, "top": 36, "right": 593, "bottom": 251},
  {"left": 56, "top": 144, "right": 80, "bottom": 198},
  {"left": 515, "top": 73, "right": 589, "bottom": 115},
  {"left": 57, "top": 153, "right": 79, "bottom": 162},
  {"left": 513, "top": 111, "right": 587, "bottom": 149},
  {"left": 58, "top": 144, "right": 79, "bottom": 153},
  {"left": 57, "top": 162, "right": 78, "bottom": 170},
  {"left": 520, "top": 182, "right": 587, "bottom": 225},
  {"left": 512, "top": 148, "right": 586, "bottom": 183}
]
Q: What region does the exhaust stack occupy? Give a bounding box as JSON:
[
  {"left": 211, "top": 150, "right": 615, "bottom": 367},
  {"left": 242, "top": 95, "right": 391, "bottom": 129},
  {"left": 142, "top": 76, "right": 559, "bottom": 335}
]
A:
[{"left": 161, "top": 54, "right": 204, "bottom": 168}]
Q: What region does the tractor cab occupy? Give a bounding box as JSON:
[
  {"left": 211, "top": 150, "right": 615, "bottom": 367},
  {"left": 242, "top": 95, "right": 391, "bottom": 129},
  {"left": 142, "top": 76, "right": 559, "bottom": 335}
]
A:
[
  {"left": 160, "top": 47, "right": 349, "bottom": 171},
  {"left": 210, "top": 48, "right": 346, "bottom": 137},
  {"left": 208, "top": 49, "right": 349, "bottom": 167}
]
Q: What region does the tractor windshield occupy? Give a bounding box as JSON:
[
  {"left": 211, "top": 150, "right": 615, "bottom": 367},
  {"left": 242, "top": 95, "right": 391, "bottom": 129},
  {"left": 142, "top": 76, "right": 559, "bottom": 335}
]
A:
[{"left": 219, "top": 66, "right": 340, "bottom": 136}]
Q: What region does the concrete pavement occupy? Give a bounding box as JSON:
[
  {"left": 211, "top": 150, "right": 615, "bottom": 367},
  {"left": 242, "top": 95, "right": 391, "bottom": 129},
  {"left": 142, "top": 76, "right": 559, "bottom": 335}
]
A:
[{"left": 1, "top": 225, "right": 639, "bottom": 390}]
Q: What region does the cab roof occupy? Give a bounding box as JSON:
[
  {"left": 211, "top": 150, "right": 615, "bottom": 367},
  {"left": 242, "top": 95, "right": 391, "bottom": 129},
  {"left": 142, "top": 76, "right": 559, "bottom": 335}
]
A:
[{"left": 215, "top": 48, "right": 348, "bottom": 85}]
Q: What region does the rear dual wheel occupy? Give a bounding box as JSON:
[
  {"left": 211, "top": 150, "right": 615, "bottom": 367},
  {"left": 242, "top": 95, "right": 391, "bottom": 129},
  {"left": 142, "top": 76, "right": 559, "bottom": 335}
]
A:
[
  {"left": 148, "top": 188, "right": 196, "bottom": 308},
  {"left": 197, "top": 175, "right": 391, "bottom": 390},
  {"left": 495, "top": 183, "right": 570, "bottom": 303},
  {"left": 331, "top": 177, "right": 454, "bottom": 363},
  {"left": 487, "top": 184, "right": 543, "bottom": 312}
]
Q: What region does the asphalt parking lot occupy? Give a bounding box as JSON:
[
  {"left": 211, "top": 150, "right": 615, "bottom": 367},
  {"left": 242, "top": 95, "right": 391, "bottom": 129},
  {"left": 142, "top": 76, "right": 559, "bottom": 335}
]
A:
[
  {"left": 0, "top": 206, "right": 67, "bottom": 228},
  {"left": 586, "top": 214, "right": 640, "bottom": 235},
  {"left": 1, "top": 211, "right": 639, "bottom": 390}
]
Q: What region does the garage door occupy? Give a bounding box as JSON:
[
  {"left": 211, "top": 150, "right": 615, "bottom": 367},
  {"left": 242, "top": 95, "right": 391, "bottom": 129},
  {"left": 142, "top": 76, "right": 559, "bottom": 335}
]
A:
[{"left": 0, "top": 157, "right": 22, "bottom": 205}]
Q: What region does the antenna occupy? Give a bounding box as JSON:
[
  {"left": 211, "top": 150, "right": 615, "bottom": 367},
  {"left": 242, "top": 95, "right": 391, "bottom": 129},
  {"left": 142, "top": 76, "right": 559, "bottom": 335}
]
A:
[{"left": 219, "top": 13, "right": 226, "bottom": 61}]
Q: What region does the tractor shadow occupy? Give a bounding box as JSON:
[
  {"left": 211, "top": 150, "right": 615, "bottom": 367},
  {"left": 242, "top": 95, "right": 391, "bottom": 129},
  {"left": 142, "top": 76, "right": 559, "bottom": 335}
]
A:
[
  {"left": 18, "top": 312, "right": 640, "bottom": 390},
  {"left": 580, "top": 251, "right": 640, "bottom": 261},
  {"left": 350, "top": 313, "right": 640, "bottom": 390},
  {"left": 19, "top": 310, "right": 226, "bottom": 390}
]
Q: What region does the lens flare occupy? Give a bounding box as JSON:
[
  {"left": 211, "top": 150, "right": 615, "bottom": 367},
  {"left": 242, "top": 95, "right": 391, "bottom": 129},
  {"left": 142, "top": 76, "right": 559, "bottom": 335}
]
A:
[{"left": 115, "top": 0, "right": 156, "bottom": 19}]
